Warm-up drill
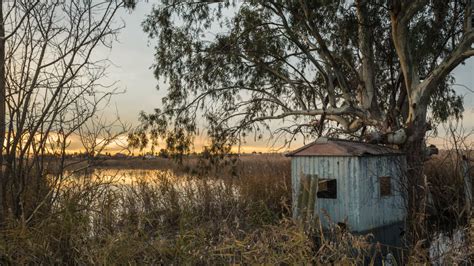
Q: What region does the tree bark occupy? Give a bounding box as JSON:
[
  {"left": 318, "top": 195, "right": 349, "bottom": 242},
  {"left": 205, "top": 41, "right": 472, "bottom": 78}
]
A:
[
  {"left": 387, "top": 0, "right": 474, "bottom": 246},
  {"left": 0, "top": 0, "right": 6, "bottom": 224},
  {"left": 403, "top": 128, "right": 428, "bottom": 246}
]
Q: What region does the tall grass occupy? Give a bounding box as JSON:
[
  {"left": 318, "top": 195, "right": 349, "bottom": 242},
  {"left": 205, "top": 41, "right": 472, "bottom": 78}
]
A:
[
  {"left": 424, "top": 154, "right": 470, "bottom": 232},
  {"left": 0, "top": 156, "right": 303, "bottom": 264},
  {"left": 422, "top": 152, "right": 474, "bottom": 264},
  {"left": 0, "top": 154, "right": 472, "bottom": 264}
]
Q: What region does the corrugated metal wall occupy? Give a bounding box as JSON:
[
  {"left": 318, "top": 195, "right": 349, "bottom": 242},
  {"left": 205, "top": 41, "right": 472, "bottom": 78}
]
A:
[
  {"left": 292, "top": 156, "right": 360, "bottom": 229},
  {"left": 358, "top": 156, "right": 406, "bottom": 231},
  {"left": 291, "top": 155, "right": 406, "bottom": 232}
]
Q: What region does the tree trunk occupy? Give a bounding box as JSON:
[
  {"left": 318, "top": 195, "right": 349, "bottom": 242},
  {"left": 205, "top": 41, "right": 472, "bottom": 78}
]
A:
[
  {"left": 403, "top": 103, "right": 430, "bottom": 248},
  {"left": 0, "top": 0, "right": 6, "bottom": 225},
  {"left": 404, "top": 135, "right": 427, "bottom": 246}
]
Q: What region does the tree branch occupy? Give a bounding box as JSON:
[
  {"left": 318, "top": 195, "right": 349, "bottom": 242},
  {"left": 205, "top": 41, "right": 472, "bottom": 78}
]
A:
[
  {"left": 356, "top": 0, "right": 379, "bottom": 114},
  {"left": 418, "top": 31, "right": 474, "bottom": 101}
]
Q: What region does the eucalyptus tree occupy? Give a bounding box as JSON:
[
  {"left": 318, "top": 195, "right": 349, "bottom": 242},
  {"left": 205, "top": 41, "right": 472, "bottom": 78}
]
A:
[
  {"left": 136, "top": 0, "right": 474, "bottom": 241},
  {"left": 0, "top": 0, "right": 124, "bottom": 222}
]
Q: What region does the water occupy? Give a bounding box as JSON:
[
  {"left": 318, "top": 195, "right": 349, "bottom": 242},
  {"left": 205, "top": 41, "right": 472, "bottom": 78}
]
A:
[
  {"left": 52, "top": 168, "right": 238, "bottom": 209},
  {"left": 56, "top": 168, "right": 231, "bottom": 190},
  {"left": 47, "top": 168, "right": 240, "bottom": 237}
]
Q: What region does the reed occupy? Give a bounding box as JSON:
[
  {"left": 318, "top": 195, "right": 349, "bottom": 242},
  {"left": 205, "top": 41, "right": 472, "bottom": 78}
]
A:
[{"left": 0, "top": 154, "right": 472, "bottom": 264}]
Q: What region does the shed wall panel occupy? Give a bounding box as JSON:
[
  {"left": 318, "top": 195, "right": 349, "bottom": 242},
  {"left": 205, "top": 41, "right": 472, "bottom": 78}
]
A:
[
  {"left": 292, "top": 156, "right": 360, "bottom": 229},
  {"left": 357, "top": 156, "right": 405, "bottom": 231},
  {"left": 292, "top": 155, "right": 406, "bottom": 232}
]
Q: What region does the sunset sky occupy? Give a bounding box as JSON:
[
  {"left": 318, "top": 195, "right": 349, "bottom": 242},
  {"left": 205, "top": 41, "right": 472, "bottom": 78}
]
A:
[{"left": 85, "top": 2, "right": 474, "bottom": 154}]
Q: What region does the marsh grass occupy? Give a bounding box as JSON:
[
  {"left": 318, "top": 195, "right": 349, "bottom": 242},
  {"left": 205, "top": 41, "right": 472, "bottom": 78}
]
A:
[
  {"left": 0, "top": 154, "right": 472, "bottom": 264},
  {"left": 0, "top": 156, "right": 300, "bottom": 264},
  {"left": 424, "top": 154, "right": 469, "bottom": 232}
]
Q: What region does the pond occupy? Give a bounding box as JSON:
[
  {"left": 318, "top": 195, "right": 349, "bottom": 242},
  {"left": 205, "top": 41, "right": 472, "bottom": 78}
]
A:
[
  {"left": 56, "top": 168, "right": 234, "bottom": 191},
  {"left": 51, "top": 168, "right": 240, "bottom": 211},
  {"left": 45, "top": 168, "right": 243, "bottom": 237}
]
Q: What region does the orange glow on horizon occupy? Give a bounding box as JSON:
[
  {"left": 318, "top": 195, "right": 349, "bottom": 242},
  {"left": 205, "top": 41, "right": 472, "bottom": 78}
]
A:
[
  {"left": 58, "top": 133, "right": 471, "bottom": 155},
  {"left": 61, "top": 133, "right": 293, "bottom": 155}
]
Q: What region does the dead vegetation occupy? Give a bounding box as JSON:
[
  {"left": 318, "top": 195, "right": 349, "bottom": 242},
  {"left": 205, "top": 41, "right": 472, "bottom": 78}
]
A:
[
  {"left": 425, "top": 154, "right": 471, "bottom": 232},
  {"left": 0, "top": 155, "right": 371, "bottom": 264},
  {"left": 0, "top": 154, "right": 472, "bottom": 264}
]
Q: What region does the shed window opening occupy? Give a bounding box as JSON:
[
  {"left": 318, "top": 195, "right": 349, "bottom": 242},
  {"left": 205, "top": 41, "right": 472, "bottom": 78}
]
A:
[
  {"left": 317, "top": 179, "right": 337, "bottom": 199},
  {"left": 379, "top": 176, "right": 392, "bottom": 196}
]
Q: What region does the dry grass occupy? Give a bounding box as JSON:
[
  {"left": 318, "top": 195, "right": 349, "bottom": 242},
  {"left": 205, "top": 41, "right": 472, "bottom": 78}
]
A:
[
  {"left": 1, "top": 155, "right": 302, "bottom": 264},
  {"left": 0, "top": 154, "right": 472, "bottom": 264},
  {"left": 424, "top": 153, "right": 472, "bottom": 232},
  {"left": 0, "top": 155, "right": 377, "bottom": 264}
]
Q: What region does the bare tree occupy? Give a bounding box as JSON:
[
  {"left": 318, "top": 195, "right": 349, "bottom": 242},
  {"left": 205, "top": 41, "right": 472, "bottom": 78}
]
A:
[
  {"left": 78, "top": 109, "right": 130, "bottom": 164},
  {"left": 0, "top": 0, "right": 124, "bottom": 223}
]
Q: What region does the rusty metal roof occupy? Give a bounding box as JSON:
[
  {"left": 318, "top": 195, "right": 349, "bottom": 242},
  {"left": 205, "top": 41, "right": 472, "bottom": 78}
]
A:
[{"left": 285, "top": 137, "right": 403, "bottom": 157}]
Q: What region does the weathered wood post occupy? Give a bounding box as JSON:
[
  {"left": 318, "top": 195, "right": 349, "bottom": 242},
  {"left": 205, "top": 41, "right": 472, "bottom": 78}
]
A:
[
  {"left": 462, "top": 155, "right": 473, "bottom": 254},
  {"left": 462, "top": 156, "right": 472, "bottom": 213},
  {"left": 296, "top": 173, "right": 310, "bottom": 220},
  {"left": 296, "top": 173, "right": 319, "bottom": 227},
  {"left": 306, "top": 175, "right": 318, "bottom": 222}
]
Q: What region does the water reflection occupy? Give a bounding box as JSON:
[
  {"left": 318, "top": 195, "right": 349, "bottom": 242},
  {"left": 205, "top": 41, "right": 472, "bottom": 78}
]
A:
[
  {"left": 64, "top": 168, "right": 232, "bottom": 190},
  {"left": 48, "top": 168, "right": 241, "bottom": 237},
  {"left": 54, "top": 168, "right": 238, "bottom": 203}
]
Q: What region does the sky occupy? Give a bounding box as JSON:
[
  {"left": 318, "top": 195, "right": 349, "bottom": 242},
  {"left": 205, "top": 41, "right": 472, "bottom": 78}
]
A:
[
  {"left": 93, "top": 2, "right": 474, "bottom": 154},
  {"left": 94, "top": 2, "right": 277, "bottom": 153}
]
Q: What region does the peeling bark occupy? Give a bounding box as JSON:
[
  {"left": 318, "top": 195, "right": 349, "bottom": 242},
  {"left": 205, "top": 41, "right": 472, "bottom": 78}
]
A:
[{"left": 356, "top": 0, "right": 379, "bottom": 117}]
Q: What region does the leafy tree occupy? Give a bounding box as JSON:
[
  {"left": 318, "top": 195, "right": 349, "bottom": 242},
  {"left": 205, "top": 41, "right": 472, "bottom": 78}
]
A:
[{"left": 134, "top": 0, "right": 474, "bottom": 243}]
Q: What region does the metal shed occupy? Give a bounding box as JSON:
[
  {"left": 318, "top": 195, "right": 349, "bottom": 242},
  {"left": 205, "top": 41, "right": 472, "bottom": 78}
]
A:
[{"left": 287, "top": 137, "right": 406, "bottom": 232}]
